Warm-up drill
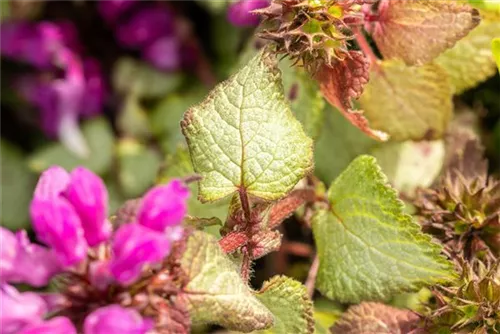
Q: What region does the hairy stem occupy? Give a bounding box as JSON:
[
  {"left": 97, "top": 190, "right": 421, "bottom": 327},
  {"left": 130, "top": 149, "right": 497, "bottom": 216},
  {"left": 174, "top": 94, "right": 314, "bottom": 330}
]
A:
[
  {"left": 305, "top": 254, "right": 319, "bottom": 299},
  {"left": 238, "top": 188, "right": 253, "bottom": 281}
]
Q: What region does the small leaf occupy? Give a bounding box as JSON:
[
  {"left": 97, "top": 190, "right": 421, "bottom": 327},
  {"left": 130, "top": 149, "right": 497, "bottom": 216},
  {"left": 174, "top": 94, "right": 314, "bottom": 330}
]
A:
[
  {"left": 373, "top": 0, "right": 480, "bottom": 65},
  {"left": 181, "top": 51, "right": 313, "bottom": 202},
  {"left": 360, "top": 60, "right": 453, "bottom": 141},
  {"left": 255, "top": 276, "right": 314, "bottom": 334},
  {"left": 372, "top": 140, "right": 445, "bottom": 196},
  {"left": 493, "top": 37, "right": 500, "bottom": 72},
  {"left": 180, "top": 231, "right": 274, "bottom": 332},
  {"left": 330, "top": 302, "right": 421, "bottom": 334},
  {"left": 279, "top": 59, "right": 325, "bottom": 139},
  {"left": 316, "top": 52, "right": 388, "bottom": 141},
  {"left": 116, "top": 139, "right": 161, "bottom": 198},
  {"left": 312, "top": 156, "right": 454, "bottom": 303},
  {"left": 1, "top": 140, "right": 36, "bottom": 229},
  {"left": 434, "top": 11, "right": 500, "bottom": 94},
  {"left": 29, "top": 117, "right": 114, "bottom": 174}
]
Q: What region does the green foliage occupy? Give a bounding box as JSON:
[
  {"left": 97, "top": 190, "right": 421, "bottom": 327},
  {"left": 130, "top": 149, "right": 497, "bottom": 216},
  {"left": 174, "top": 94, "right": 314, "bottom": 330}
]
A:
[
  {"left": 181, "top": 51, "right": 313, "bottom": 202},
  {"left": 1, "top": 141, "right": 36, "bottom": 229},
  {"left": 312, "top": 156, "right": 454, "bottom": 303},
  {"left": 180, "top": 231, "right": 274, "bottom": 332},
  {"left": 255, "top": 276, "right": 314, "bottom": 334},
  {"left": 493, "top": 37, "right": 500, "bottom": 72},
  {"left": 360, "top": 60, "right": 453, "bottom": 141},
  {"left": 28, "top": 117, "right": 114, "bottom": 174}
]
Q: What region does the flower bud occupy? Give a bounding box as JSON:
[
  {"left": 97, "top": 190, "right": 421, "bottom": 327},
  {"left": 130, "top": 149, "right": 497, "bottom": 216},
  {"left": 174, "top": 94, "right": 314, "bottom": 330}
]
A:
[
  {"left": 33, "top": 166, "right": 70, "bottom": 200},
  {"left": 137, "top": 180, "right": 189, "bottom": 233},
  {"left": 65, "top": 167, "right": 111, "bottom": 246},
  {"left": 30, "top": 197, "right": 87, "bottom": 266},
  {"left": 0, "top": 285, "right": 47, "bottom": 334},
  {"left": 109, "top": 224, "right": 170, "bottom": 285},
  {"left": 19, "top": 317, "right": 76, "bottom": 334},
  {"left": 83, "top": 304, "right": 154, "bottom": 334}
]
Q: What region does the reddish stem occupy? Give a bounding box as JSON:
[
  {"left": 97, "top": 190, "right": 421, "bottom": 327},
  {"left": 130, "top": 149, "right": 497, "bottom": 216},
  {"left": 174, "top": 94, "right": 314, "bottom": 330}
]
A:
[
  {"left": 305, "top": 255, "right": 319, "bottom": 299},
  {"left": 354, "top": 28, "right": 381, "bottom": 72}
]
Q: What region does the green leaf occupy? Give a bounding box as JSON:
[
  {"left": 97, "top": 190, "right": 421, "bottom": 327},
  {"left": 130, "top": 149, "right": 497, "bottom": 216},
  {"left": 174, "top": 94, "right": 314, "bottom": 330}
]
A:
[
  {"left": 180, "top": 231, "right": 274, "bottom": 332},
  {"left": 360, "top": 60, "right": 453, "bottom": 141},
  {"left": 159, "top": 146, "right": 230, "bottom": 236},
  {"left": 1, "top": 141, "right": 36, "bottom": 230},
  {"left": 279, "top": 59, "right": 325, "bottom": 139},
  {"left": 313, "top": 298, "right": 344, "bottom": 334},
  {"left": 196, "top": 0, "right": 229, "bottom": 14},
  {"left": 29, "top": 117, "right": 114, "bottom": 174},
  {"left": 372, "top": 140, "right": 445, "bottom": 196},
  {"left": 434, "top": 11, "right": 500, "bottom": 94},
  {"left": 112, "top": 58, "right": 183, "bottom": 98},
  {"left": 330, "top": 302, "right": 420, "bottom": 334},
  {"left": 254, "top": 276, "right": 314, "bottom": 334},
  {"left": 181, "top": 51, "right": 313, "bottom": 202},
  {"left": 314, "top": 107, "right": 377, "bottom": 185},
  {"left": 312, "top": 155, "right": 454, "bottom": 303},
  {"left": 116, "top": 139, "right": 161, "bottom": 198},
  {"left": 493, "top": 37, "right": 500, "bottom": 72},
  {"left": 373, "top": 0, "right": 480, "bottom": 65}
]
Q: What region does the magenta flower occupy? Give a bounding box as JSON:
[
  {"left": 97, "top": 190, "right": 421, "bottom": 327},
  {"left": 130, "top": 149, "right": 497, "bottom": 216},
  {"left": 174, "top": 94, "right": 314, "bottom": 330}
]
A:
[
  {"left": 3, "top": 230, "right": 61, "bottom": 287},
  {"left": 0, "top": 228, "right": 17, "bottom": 277},
  {"left": 137, "top": 180, "right": 189, "bottom": 232},
  {"left": 0, "top": 285, "right": 47, "bottom": 334},
  {"left": 98, "top": 0, "right": 137, "bottom": 25},
  {"left": 142, "top": 36, "right": 181, "bottom": 71},
  {"left": 65, "top": 167, "right": 111, "bottom": 246},
  {"left": 84, "top": 305, "right": 154, "bottom": 334},
  {"left": 109, "top": 224, "right": 171, "bottom": 285},
  {"left": 33, "top": 166, "right": 70, "bottom": 199},
  {"left": 19, "top": 317, "right": 77, "bottom": 334},
  {"left": 116, "top": 6, "right": 174, "bottom": 49},
  {"left": 227, "top": 0, "right": 269, "bottom": 27}
]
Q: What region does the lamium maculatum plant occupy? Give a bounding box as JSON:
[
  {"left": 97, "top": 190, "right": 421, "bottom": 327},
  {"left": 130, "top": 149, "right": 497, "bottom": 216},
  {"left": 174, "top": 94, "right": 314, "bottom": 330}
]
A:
[{"left": 1, "top": 0, "right": 500, "bottom": 333}]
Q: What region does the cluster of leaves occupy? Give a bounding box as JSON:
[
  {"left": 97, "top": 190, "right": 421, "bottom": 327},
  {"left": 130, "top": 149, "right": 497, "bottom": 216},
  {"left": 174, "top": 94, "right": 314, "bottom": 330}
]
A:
[{"left": 2, "top": 0, "right": 500, "bottom": 333}]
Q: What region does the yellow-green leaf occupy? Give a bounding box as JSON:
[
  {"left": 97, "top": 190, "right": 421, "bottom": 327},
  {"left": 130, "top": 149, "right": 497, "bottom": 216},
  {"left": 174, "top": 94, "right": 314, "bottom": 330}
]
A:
[
  {"left": 312, "top": 156, "right": 454, "bottom": 303},
  {"left": 434, "top": 11, "right": 500, "bottom": 94},
  {"left": 180, "top": 231, "right": 274, "bottom": 332},
  {"left": 373, "top": 0, "right": 480, "bottom": 65},
  {"left": 493, "top": 37, "right": 500, "bottom": 72},
  {"left": 181, "top": 51, "right": 313, "bottom": 202},
  {"left": 254, "top": 276, "right": 314, "bottom": 334},
  {"left": 360, "top": 60, "right": 453, "bottom": 141}
]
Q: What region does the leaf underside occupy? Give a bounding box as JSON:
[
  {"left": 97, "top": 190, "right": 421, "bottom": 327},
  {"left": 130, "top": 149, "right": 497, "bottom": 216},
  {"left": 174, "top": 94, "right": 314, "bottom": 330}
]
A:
[{"left": 312, "top": 155, "right": 454, "bottom": 303}]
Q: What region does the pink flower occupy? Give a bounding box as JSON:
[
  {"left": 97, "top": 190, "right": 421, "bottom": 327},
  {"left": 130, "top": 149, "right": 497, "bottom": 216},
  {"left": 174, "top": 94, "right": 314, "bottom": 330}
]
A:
[
  {"left": 227, "top": 0, "right": 269, "bottom": 27},
  {"left": 84, "top": 305, "right": 154, "bottom": 334},
  {"left": 19, "top": 317, "right": 76, "bottom": 334},
  {"left": 0, "top": 285, "right": 47, "bottom": 334}
]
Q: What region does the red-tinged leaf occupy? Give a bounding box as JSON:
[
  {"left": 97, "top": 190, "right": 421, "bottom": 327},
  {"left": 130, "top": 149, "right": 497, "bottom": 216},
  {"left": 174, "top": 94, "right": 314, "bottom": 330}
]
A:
[
  {"left": 219, "top": 231, "right": 249, "bottom": 254},
  {"left": 250, "top": 230, "right": 282, "bottom": 260},
  {"left": 372, "top": 0, "right": 480, "bottom": 65},
  {"left": 316, "top": 52, "right": 389, "bottom": 141},
  {"left": 153, "top": 294, "right": 191, "bottom": 334},
  {"left": 330, "top": 302, "right": 421, "bottom": 334},
  {"left": 268, "top": 189, "right": 316, "bottom": 229}
]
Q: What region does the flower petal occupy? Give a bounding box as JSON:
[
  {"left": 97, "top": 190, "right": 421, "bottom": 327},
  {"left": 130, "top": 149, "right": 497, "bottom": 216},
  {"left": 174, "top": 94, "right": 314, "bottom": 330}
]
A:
[
  {"left": 227, "top": 0, "right": 269, "bottom": 27},
  {"left": 110, "top": 224, "right": 170, "bottom": 285},
  {"left": 137, "top": 180, "right": 189, "bottom": 233},
  {"left": 65, "top": 167, "right": 111, "bottom": 246},
  {"left": 83, "top": 304, "right": 154, "bottom": 334},
  {"left": 19, "top": 316, "right": 76, "bottom": 334},
  {"left": 33, "top": 166, "right": 70, "bottom": 200}
]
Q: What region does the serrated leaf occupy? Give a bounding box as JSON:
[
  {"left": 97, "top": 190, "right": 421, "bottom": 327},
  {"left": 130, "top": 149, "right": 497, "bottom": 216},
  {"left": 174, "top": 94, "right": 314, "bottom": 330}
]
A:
[
  {"left": 312, "top": 155, "right": 454, "bottom": 303},
  {"left": 373, "top": 0, "right": 480, "bottom": 65},
  {"left": 180, "top": 231, "right": 274, "bottom": 332},
  {"left": 330, "top": 302, "right": 420, "bottom": 334},
  {"left": 280, "top": 59, "right": 325, "bottom": 139},
  {"left": 181, "top": 51, "right": 313, "bottom": 202},
  {"left": 116, "top": 139, "right": 161, "bottom": 198},
  {"left": 1, "top": 141, "right": 36, "bottom": 230},
  {"left": 316, "top": 51, "right": 388, "bottom": 141},
  {"left": 360, "top": 60, "right": 453, "bottom": 141},
  {"left": 255, "top": 276, "right": 314, "bottom": 334},
  {"left": 493, "top": 37, "right": 500, "bottom": 72},
  {"left": 434, "top": 11, "right": 500, "bottom": 94},
  {"left": 314, "top": 107, "right": 377, "bottom": 184},
  {"left": 28, "top": 117, "right": 114, "bottom": 174},
  {"left": 372, "top": 140, "right": 445, "bottom": 196}
]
